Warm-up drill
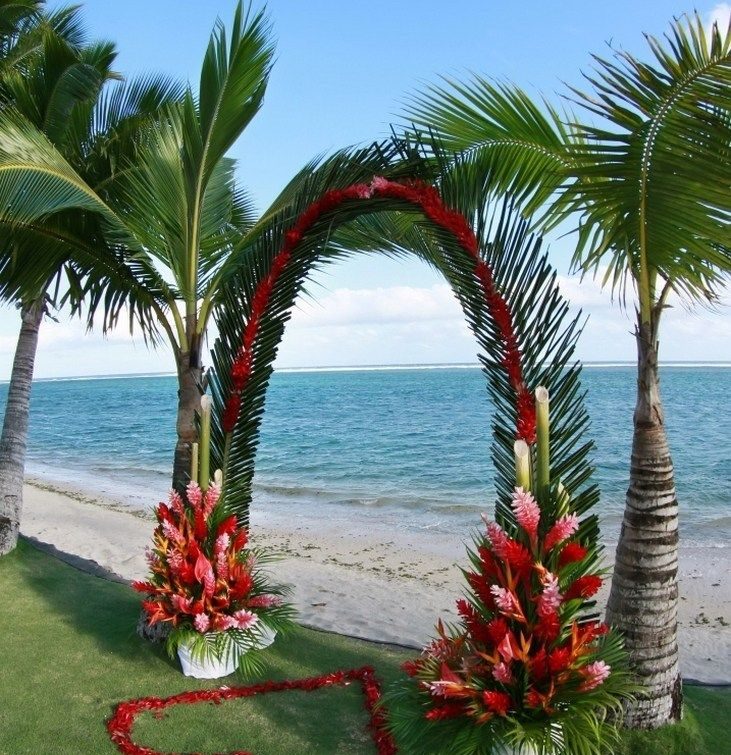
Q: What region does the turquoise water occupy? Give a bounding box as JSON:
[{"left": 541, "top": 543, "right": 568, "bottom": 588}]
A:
[{"left": 11, "top": 365, "right": 731, "bottom": 547}]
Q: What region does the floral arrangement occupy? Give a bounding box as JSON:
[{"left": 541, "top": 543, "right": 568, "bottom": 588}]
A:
[
  {"left": 384, "top": 388, "right": 634, "bottom": 755},
  {"left": 135, "top": 397, "right": 294, "bottom": 675}
]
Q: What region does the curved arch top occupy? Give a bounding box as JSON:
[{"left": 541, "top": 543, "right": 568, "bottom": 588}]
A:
[{"left": 220, "top": 176, "right": 536, "bottom": 445}]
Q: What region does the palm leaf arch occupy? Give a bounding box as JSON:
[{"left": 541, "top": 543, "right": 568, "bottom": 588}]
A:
[{"left": 209, "top": 142, "right": 597, "bottom": 570}]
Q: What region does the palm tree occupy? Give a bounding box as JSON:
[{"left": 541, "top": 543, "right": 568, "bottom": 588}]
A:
[
  {"left": 403, "top": 15, "right": 731, "bottom": 728},
  {"left": 0, "top": 2, "right": 315, "bottom": 494},
  {"left": 0, "top": 7, "right": 182, "bottom": 555}
]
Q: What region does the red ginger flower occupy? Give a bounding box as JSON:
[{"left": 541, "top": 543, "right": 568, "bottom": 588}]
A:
[
  {"left": 558, "top": 541, "right": 588, "bottom": 568},
  {"left": 425, "top": 703, "right": 467, "bottom": 721},
  {"left": 486, "top": 617, "right": 510, "bottom": 646},
  {"left": 563, "top": 574, "right": 603, "bottom": 601},
  {"left": 548, "top": 646, "right": 572, "bottom": 674},
  {"left": 482, "top": 690, "right": 512, "bottom": 716},
  {"left": 503, "top": 538, "right": 533, "bottom": 577}
]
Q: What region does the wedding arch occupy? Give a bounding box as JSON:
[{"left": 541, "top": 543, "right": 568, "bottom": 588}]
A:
[{"left": 207, "top": 158, "right": 596, "bottom": 533}]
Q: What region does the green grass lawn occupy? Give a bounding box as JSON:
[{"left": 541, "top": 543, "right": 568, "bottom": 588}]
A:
[{"left": 0, "top": 539, "right": 728, "bottom": 755}]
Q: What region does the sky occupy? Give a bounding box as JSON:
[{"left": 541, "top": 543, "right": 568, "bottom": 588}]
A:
[{"left": 0, "top": 0, "right": 729, "bottom": 379}]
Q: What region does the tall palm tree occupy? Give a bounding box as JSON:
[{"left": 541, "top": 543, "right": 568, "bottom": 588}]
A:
[
  {"left": 0, "top": 2, "right": 310, "bottom": 495},
  {"left": 403, "top": 15, "right": 731, "bottom": 728},
  {"left": 0, "top": 7, "right": 182, "bottom": 555}
]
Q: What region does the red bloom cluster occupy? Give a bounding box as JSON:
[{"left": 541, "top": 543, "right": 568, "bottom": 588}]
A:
[
  {"left": 222, "top": 176, "right": 535, "bottom": 443},
  {"left": 133, "top": 482, "right": 286, "bottom": 635},
  {"left": 404, "top": 486, "right": 609, "bottom": 724},
  {"left": 107, "top": 666, "right": 396, "bottom": 755}
]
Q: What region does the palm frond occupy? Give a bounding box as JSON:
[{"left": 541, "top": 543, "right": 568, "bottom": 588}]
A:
[{"left": 565, "top": 12, "right": 731, "bottom": 306}]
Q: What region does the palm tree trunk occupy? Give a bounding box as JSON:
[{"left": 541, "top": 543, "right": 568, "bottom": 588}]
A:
[
  {"left": 606, "top": 317, "right": 682, "bottom": 728},
  {"left": 172, "top": 340, "right": 203, "bottom": 492},
  {"left": 0, "top": 297, "right": 45, "bottom": 556}
]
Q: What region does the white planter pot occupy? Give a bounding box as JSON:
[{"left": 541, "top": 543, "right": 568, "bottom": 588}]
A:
[{"left": 177, "top": 626, "right": 278, "bottom": 679}]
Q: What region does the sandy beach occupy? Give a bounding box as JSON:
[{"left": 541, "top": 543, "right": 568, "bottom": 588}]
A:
[{"left": 19, "top": 478, "right": 730, "bottom": 685}]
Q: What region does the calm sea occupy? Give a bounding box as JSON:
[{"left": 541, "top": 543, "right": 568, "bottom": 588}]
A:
[{"left": 8, "top": 365, "right": 731, "bottom": 548}]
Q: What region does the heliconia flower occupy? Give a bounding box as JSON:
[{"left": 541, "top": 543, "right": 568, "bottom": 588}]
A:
[
  {"left": 497, "top": 632, "right": 519, "bottom": 662},
  {"left": 492, "top": 661, "right": 514, "bottom": 684},
  {"left": 544, "top": 513, "right": 579, "bottom": 552},
  {"left": 248, "top": 594, "right": 282, "bottom": 609},
  {"left": 563, "top": 574, "right": 603, "bottom": 601},
  {"left": 511, "top": 487, "right": 540, "bottom": 539},
  {"left": 486, "top": 521, "right": 510, "bottom": 558},
  {"left": 579, "top": 660, "right": 611, "bottom": 691},
  {"left": 482, "top": 690, "right": 512, "bottom": 716},
  {"left": 186, "top": 481, "right": 203, "bottom": 510},
  {"left": 233, "top": 609, "right": 259, "bottom": 630},
  {"left": 193, "top": 613, "right": 210, "bottom": 633},
  {"left": 558, "top": 541, "right": 589, "bottom": 568},
  {"left": 490, "top": 586, "right": 519, "bottom": 615},
  {"left": 537, "top": 572, "right": 562, "bottom": 617}
]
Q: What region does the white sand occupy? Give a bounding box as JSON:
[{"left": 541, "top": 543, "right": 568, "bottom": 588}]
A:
[{"left": 20, "top": 479, "right": 730, "bottom": 684}]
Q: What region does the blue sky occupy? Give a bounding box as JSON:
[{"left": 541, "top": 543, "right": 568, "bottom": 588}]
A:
[{"left": 0, "top": 0, "right": 729, "bottom": 378}]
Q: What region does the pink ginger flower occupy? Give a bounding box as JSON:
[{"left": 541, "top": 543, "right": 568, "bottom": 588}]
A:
[
  {"left": 537, "top": 572, "right": 562, "bottom": 617},
  {"left": 162, "top": 520, "right": 184, "bottom": 547},
  {"left": 511, "top": 487, "right": 540, "bottom": 540},
  {"left": 248, "top": 594, "right": 282, "bottom": 609},
  {"left": 186, "top": 480, "right": 203, "bottom": 510},
  {"left": 144, "top": 547, "right": 159, "bottom": 568},
  {"left": 486, "top": 521, "right": 510, "bottom": 559},
  {"left": 168, "top": 489, "right": 185, "bottom": 515},
  {"left": 214, "top": 533, "right": 231, "bottom": 559},
  {"left": 370, "top": 175, "right": 390, "bottom": 192},
  {"left": 579, "top": 660, "right": 611, "bottom": 691},
  {"left": 203, "top": 483, "right": 221, "bottom": 517},
  {"left": 491, "top": 585, "right": 518, "bottom": 614},
  {"left": 233, "top": 609, "right": 259, "bottom": 630},
  {"left": 193, "top": 613, "right": 210, "bottom": 633},
  {"left": 492, "top": 661, "right": 514, "bottom": 684},
  {"left": 167, "top": 549, "right": 183, "bottom": 571},
  {"left": 544, "top": 513, "right": 579, "bottom": 552}
]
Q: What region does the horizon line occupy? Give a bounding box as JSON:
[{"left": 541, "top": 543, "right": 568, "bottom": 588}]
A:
[{"left": 9, "top": 359, "right": 731, "bottom": 383}]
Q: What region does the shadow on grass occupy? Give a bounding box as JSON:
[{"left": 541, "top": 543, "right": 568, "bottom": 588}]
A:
[{"left": 14, "top": 537, "right": 172, "bottom": 667}]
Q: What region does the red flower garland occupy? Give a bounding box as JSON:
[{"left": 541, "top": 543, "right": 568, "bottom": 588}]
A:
[
  {"left": 107, "top": 666, "right": 397, "bottom": 755},
  {"left": 222, "top": 176, "right": 536, "bottom": 443}
]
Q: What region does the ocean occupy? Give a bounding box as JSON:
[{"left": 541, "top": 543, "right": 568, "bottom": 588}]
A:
[{"left": 11, "top": 364, "right": 731, "bottom": 549}]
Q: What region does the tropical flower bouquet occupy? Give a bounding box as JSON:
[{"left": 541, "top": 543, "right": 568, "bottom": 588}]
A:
[
  {"left": 384, "top": 388, "right": 635, "bottom": 755},
  {"left": 134, "top": 397, "right": 294, "bottom": 678}
]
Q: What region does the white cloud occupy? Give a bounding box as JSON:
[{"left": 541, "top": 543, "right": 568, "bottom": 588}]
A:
[
  {"left": 706, "top": 4, "right": 731, "bottom": 36},
  {"left": 289, "top": 284, "right": 464, "bottom": 329}
]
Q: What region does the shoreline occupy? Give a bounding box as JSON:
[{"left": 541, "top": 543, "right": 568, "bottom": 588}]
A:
[{"left": 19, "top": 476, "right": 730, "bottom": 685}]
